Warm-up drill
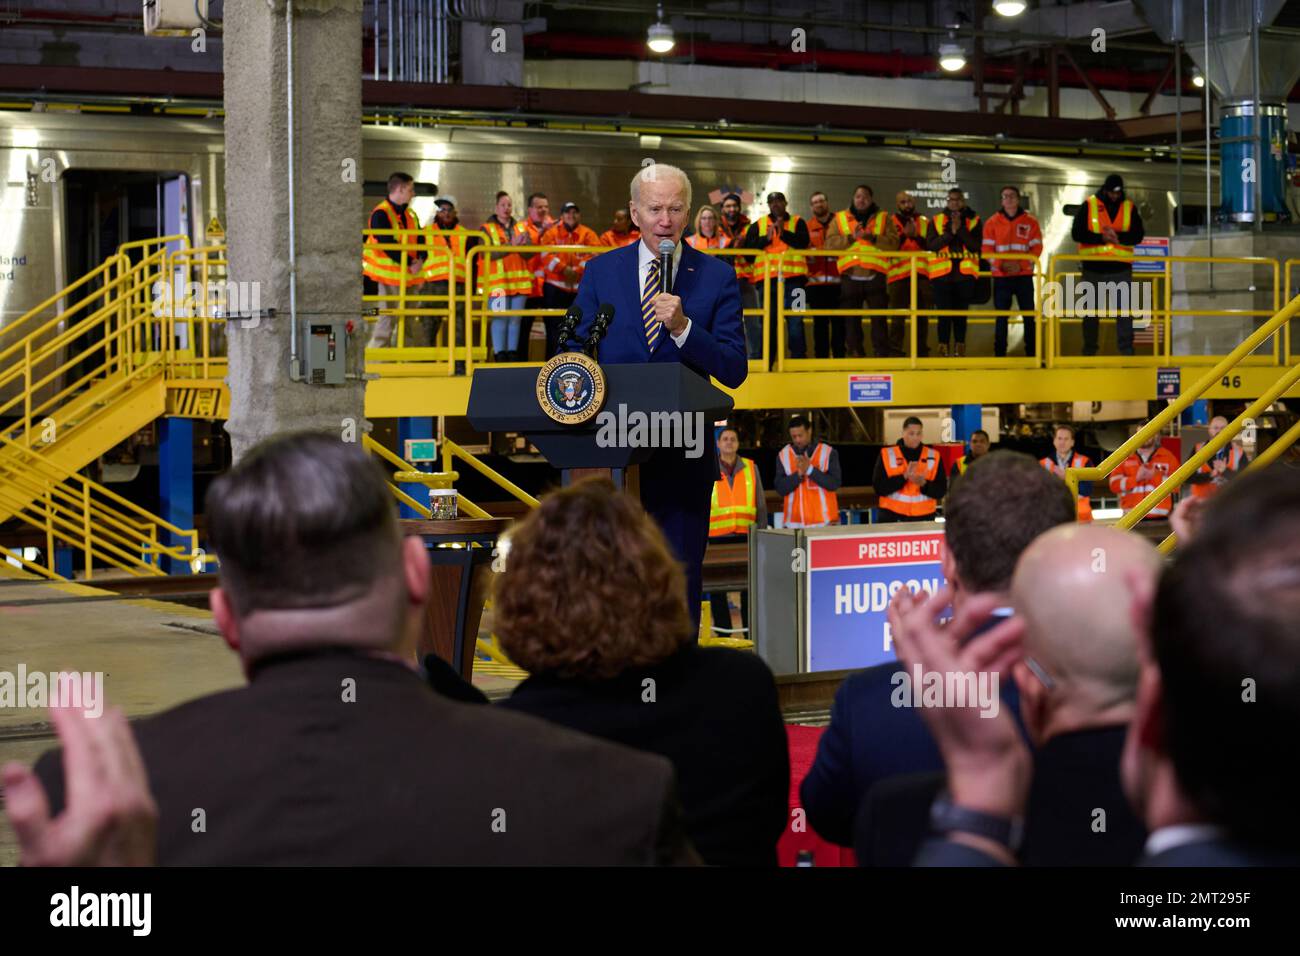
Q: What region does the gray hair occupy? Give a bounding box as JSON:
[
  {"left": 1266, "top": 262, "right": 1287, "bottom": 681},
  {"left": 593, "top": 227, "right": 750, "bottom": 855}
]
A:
[{"left": 629, "top": 163, "right": 692, "bottom": 210}]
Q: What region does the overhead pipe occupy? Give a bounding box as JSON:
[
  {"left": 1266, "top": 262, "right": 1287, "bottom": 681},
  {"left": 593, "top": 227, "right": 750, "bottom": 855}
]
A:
[{"left": 286, "top": 0, "right": 300, "bottom": 378}]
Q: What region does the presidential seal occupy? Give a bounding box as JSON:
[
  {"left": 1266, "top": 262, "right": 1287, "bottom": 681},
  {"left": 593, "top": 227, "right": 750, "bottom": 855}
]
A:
[{"left": 536, "top": 351, "right": 606, "bottom": 425}]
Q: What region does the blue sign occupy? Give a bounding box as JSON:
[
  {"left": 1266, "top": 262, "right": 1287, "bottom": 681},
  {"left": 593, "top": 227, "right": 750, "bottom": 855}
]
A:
[
  {"left": 1132, "top": 237, "right": 1169, "bottom": 275},
  {"left": 1157, "top": 366, "right": 1180, "bottom": 399},
  {"left": 849, "top": 373, "right": 893, "bottom": 404},
  {"left": 805, "top": 530, "right": 946, "bottom": 672}
]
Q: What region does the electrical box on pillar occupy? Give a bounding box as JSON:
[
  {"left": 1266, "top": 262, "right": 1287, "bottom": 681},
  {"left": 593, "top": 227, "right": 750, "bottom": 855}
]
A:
[
  {"left": 302, "top": 320, "right": 347, "bottom": 385},
  {"left": 143, "top": 0, "right": 208, "bottom": 36}
]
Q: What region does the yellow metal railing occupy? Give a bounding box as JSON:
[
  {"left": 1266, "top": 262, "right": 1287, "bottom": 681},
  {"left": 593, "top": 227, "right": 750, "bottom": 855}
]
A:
[{"left": 1066, "top": 290, "right": 1300, "bottom": 540}]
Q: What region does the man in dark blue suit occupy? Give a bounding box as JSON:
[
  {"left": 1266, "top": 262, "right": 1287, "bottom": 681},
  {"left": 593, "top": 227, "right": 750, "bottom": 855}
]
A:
[
  {"left": 572, "top": 164, "right": 748, "bottom": 626},
  {"left": 801, "top": 452, "right": 1077, "bottom": 846}
]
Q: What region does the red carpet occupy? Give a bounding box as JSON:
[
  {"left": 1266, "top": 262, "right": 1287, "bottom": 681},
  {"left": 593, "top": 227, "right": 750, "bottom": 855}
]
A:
[{"left": 778, "top": 724, "right": 856, "bottom": 867}]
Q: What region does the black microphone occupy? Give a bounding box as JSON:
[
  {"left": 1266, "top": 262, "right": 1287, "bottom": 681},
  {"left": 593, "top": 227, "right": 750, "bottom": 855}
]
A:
[
  {"left": 586, "top": 303, "right": 615, "bottom": 356},
  {"left": 557, "top": 304, "right": 582, "bottom": 353},
  {"left": 658, "top": 239, "right": 674, "bottom": 296}
]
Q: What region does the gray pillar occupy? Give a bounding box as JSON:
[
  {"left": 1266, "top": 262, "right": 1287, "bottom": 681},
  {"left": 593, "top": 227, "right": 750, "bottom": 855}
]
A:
[{"left": 223, "top": 0, "right": 366, "bottom": 462}]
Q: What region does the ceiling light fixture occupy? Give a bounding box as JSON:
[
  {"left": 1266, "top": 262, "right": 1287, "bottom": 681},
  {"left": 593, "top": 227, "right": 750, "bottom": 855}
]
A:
[
  {"left": 647, "top": 5, "right": 675, "bottom": 54},
  {"left": 993, "top": 0, "right": 1028, "bottom": 16},
  {"left": 939, "top": 42, "right": 968, "bottom": 72},
  {"left": 1191, "top": 68, "right": 1205, "bottom": 88}
]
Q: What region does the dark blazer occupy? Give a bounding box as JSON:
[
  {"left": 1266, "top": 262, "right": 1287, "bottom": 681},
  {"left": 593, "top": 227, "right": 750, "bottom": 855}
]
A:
[
  {"left": 800, "top": 660, "right": 1023, "bottom": 847},
  {"left": 856, "top": 725, "right": 1147, "bottom": 867},
  {"left": 33, "top": 649, "right": 697, "bottom": 866},
  {"left": 499, "top": 643, "right": 790, "bottom": 867},
  {"left": 571, "top": 239, "right": 749, "bottom": 623}
]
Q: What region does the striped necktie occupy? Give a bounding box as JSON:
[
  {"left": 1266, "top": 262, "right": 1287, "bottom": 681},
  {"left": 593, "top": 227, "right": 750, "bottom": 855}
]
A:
[{"left": 642, "top": 257, "right": 663, "bottom": 351}]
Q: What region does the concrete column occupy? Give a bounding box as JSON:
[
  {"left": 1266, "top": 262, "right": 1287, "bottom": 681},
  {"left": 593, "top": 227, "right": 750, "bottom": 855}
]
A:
[{"left": 223, "top": 0, "right": 366, "bottom": 462}]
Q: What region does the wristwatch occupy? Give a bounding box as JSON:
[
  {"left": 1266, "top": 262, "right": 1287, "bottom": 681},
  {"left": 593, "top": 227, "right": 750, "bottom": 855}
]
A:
[{"left": 929, "top": 792, "right": 1024, "bottom": 852}]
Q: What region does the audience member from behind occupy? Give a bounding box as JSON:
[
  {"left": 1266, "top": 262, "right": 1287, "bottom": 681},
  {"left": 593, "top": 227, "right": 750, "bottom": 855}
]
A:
[
  {"left": 855, "top": 525, "right": 1154, "bottom": 866},
  {"left": 33, "top": 433, "right": 696, "bottom": 866},
  {"left": 905, "top": 466, "right": 1300, "bottom": 866},
  {"left": 495, "top": 478, "right": 790, "bottom": 867},
  {"left": 801, "top": 451, "right": 1076, "bottom": 846}
]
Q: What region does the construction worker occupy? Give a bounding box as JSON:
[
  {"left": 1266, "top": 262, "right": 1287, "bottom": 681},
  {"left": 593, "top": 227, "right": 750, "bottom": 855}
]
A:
[
  {"left": 872, "top": 415, "right": 946, "bottom": 523},
  {"left": 926, "top": 187, "right": 982, "bottom": 357},
  {"left": 685, "top": 206, "right": 730, "bottom": 252},
  {"left": 1071, "top": 174, "right": 1145, "bottom": 356},
  {"left": 420, "top": 197, "right": 478, "bottom": 354},
  {"left": 707, "top": 425, "right": 767, "bottom": 635},
  {"left": 511, "top": 191, "right": 554, "bottom": 361},
  {"left": 948, "top": 428, "right": 991, "bottom": 496},
  {"left": 825, "top": 184, "right": 898, "bottom": 358},
  {"left": 741, "top": 192, "right": 811, "bottom": 364},
  {"left": 538, "top": 201, "right": 602, "bottom": 357},
  {"left": 598, "top": 208, "right": 641, "bottom": 249},
  {"left": 1040, "top": 423, "right": 1094, "bottom": 522},
  {"left": 717, "top": 193, "right": 757, "bottom": 352},
  {"left": 1187, "top": 415, "right": 1245, "bottom": 500},
  {"left": 1109, "top": 432, "right": 1180, "bottom": 519},
  {"left": 363, "top": 171, "right": 427, "bottom": 348},
  {"left": 886, "top": 191, "right": 932, "bottom": 357},
  {"left": 481, "top": 191, "right": 534, "bottom": 362},
  {"left": 775, "top": 415, "right": 841, "bottom": 528},
  {"left": 806, "top": 191, "right": 844, "bottom": 358},
  {"left": 983, "top": 185, "right": 1043, "bottom": 358}
]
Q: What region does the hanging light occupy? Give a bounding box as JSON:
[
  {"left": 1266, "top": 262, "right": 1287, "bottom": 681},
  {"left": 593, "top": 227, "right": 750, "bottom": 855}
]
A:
[
  {"left": 939, "top": 42, "right": 968, "bottom": 72},
  {"left": 647, "top": 5, "right": 675, "bottom": 54},
  {"left": 1191, "top": 68, "right": 1205, "bottom": 88},
  {"left": 993, "top": 0, "right": 1028, "bottom": 16}
]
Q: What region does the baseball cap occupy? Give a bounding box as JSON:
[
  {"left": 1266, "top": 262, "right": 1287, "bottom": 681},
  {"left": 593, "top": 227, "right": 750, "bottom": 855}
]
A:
[
  {"left": 561, "top": 201, "right": 580, "bottom": 212},
  {"left": 434, "top": 195, "right": 457, "bottom": 208}
]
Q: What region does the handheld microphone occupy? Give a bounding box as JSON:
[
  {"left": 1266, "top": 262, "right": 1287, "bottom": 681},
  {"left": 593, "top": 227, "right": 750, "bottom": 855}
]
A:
[{"left": 658, "top": 239, "right": 674, "bottom": 296}]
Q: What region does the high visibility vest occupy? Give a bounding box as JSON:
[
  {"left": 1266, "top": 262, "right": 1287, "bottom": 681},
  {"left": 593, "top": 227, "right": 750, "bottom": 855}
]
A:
[
  {"left": 363, "top": 200, "right": 425, "bottom": 286},
  {"left": 1040, "top": 452, "right": 1093, "bottom": 522},
  {"left": 806, "top": 215, "right": 841, "bottom": 285},
  {"left": 886, "top": 214, "right": 930, "bottom": 284},
  {"left": 928, "top": 213, "right": 981, "bottom": 280},
  {"left": 709, "top": 458, "right": 759, "bottom": 537},
  {"left": 1109, "top": 447, "right": 1179, "bottom": 518},
  {"left": 718, "top": 216, "right": 752, "bottom": 280},
  {"left": 514, "top": 218, "right": 551, "bottom": 297},
  {"left": 833, "top": 209, "right": 889, "bottom": 275},
  {"left": 685, "top": 233, "right": 729, "bottom": 252},
  {"left": 953, "top": 454, "right": 974, "bottom": 476},
  {"left": 878, "top": 445, "right": 940, "bottom": 517},
  {"left": 1191, "top": 441, "right": 1245, "bottom": 500},
  {"left": 1078, "top": 195, "right": 1135, "bottom": 259},
  {"left": 779, "top": 443, "right": 838, "bottom": 528},
  {"left": 751, "top": 215, "right": 809, "bottom": 282},
  {"left": 539, "top": 223, "right": 601, "bottom": 292},
  {"left": 599, "top": 228, "right": 640, "bottom": 248},
  {"left": 420, "top": 225, "right": 470, "bottom": 284},
  {"left": 479, "top": 220, "right": 533, "bottom": 297}
]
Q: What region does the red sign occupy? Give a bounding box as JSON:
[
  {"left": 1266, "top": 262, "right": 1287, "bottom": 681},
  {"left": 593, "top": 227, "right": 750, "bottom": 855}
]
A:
[{"left": 809, "top": 530, "right": 946, "bottom": 570}]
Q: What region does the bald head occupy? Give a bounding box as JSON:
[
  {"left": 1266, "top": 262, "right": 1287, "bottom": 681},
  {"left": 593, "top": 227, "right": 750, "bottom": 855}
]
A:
[
  {"left": 1012, "top": 525, "right": 1162, "bottom": 719},
  {"left": 1208, "top": 416, "right": 1229, "bottom": 439}
]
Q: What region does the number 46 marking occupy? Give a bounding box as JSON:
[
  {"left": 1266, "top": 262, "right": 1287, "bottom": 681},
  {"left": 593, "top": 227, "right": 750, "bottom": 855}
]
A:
[{"left": 1221, "top": 374, "right": 1242, "bottom": 388}]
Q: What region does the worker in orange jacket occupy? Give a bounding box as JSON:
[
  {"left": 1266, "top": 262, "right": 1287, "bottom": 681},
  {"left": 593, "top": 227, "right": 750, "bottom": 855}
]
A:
[
  {"left": 1040, "top": 424, "right": 1094, "bottom": 522},
  {"left": 872, "top": 415, "right": 947, "bottom": 522},
  {"left": 511, "top": 191, "right": 554, "bottom": 360},
  {"left": 598, "top": 208, "right": 641, "bottom": 249},
  {"left": 774, "top": 416, "right": 841, "bottom": 528},
  {"left": 1109, "top": 433, "right": 1180, "bottom": 519},
  {"left": 1186, "top": 416, "right": 1246, "bottom": 500},
  {"left": 538, "top": 201, "right": 602, "bottom": 357},
  {"left": 982, "top": 185, "right": 1043, "bottom": 358}
]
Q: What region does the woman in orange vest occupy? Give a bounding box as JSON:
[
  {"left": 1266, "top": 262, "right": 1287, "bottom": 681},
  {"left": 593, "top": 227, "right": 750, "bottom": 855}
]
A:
[
  {"left": 1039, "top": 424, "right": 1094, "bottom": 522},
  {"left": 481, "top": 191, "right": 534, "bottom": 362},
  {"left": 707, "top": 425, "right": 767, "bottom": 634},
  {"left": 872, "top": 416, "right": 946, "bottom": 522},
  {"left": 598, "top": 208, "right": 641, "bottom": 248},
  {"left": 686, "top": 206, "right": 730, "bottom": 252},
  {"left": 1186, "top": 416, "right": 1246, "bottom": 499},
  {"left": 773, "top": 416, "right": 840, "bottom": 528},
  {"left": 739, "top": 192, "right": 811, "bottom": 365}
]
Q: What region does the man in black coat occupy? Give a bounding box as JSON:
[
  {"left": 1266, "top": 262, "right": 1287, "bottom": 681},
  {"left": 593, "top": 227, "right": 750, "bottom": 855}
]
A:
[
  {"left": 855, "top": 524, "right": 1155, "bottom": 866},
  {"left": 1070, "top": 173, "right": 1146, "bottom": 356},
  {"left": 29, "top": 433, "right": 697, "bottom": 866}
]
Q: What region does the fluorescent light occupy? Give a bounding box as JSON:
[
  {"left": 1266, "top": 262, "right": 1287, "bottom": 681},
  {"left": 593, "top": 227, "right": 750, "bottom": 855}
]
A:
[
  {"left": 993, "top": 0, "right": 1027, "bottom": 16},
  {"left": 938, "top": 42, "right": 967, "bottom": 72}
]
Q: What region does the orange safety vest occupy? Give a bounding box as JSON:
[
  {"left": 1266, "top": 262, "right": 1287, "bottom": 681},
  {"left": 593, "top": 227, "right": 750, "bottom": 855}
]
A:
[
  {"left": 685, "top": 232, "right": 730, "bottom": 252},
  {"left": 751, "top": 215, "right": 809, "bottom": 282},
  {"left": 479, "top": 220, "right": 533, "bottom": 297},
  {"left": 718, "top": 216, "right": 752, "bottom": 281},
  {"left": 420, "top": 225, "right": 471, "bottom": 284},
  {"left": 1108, "top": 447, "right": 1179, "bottom": 518},
  {"left": 778, "top": 443, "right": 838, "bottom": 528},
  {"left": 709, "top": 457, "right": 759, "bottom": 537},
  {"left": 363, "top": 200, "right": 425, "bottom": 286},
  {"left": 878, "top": 445, "right": 940, "bottom": 517},
  {"left": 539, "top": 222, "right": 601, "bottom": 292},
  {"left": 1191, "top": 441, "right": 1245, "bottom": 500},
  {"left": 1078, "top": 195, "right": 1135, "bottom": 259},
  {"left": 833, "top": 209, "right": 889, "bottom": 275},
  {"left": 928, "top": 213, "right": 981, "bottom": 280},
  {"left": 806, "top": 215, "right": 841, "bottom": 285},
  {"left": 887, "top": 214, "right": 930, "bottom": 284},
  {"left": 514, "top": 217, "right": 552, "bottom": 297},
  {"left": 1040, "top": 452, "right": 1094, "bottom": 522},
  {"left": 599, "top": 228, "right": 641, "bottom": 248}
]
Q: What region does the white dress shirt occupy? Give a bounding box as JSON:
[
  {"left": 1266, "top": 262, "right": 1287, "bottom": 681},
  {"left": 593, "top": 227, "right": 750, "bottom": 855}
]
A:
[
  {"left": 1143, "top": 823, "right": 1225, "bottom": 858},
  {"left": 637, "top": 239, "right": 691, "bottom": 346}
]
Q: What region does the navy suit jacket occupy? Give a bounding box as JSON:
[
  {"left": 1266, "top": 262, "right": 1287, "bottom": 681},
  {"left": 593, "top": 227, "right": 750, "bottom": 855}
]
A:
[{"left": 801, "top": 660, "right": 1024, "bottom": 847}]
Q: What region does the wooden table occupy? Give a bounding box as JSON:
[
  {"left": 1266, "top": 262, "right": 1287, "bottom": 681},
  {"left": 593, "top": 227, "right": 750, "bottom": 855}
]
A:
[{"left": 400, "top": 518, "right": 512, "bottom": 680}]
